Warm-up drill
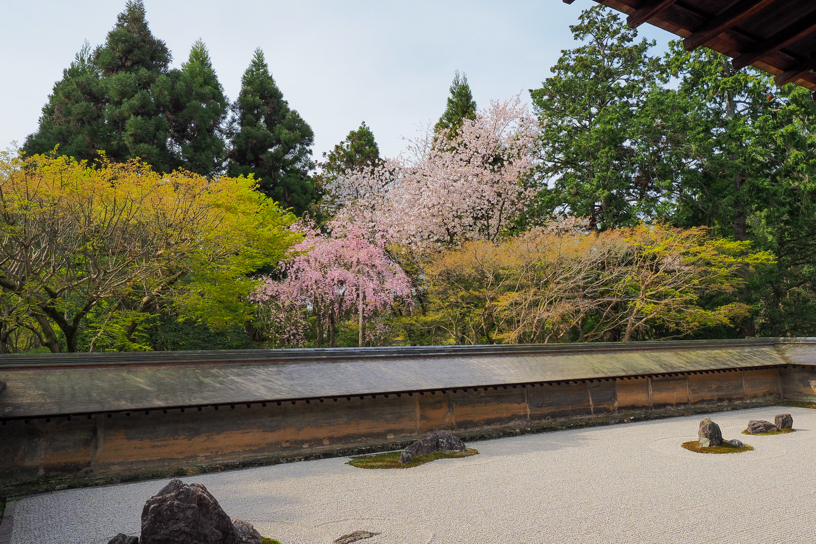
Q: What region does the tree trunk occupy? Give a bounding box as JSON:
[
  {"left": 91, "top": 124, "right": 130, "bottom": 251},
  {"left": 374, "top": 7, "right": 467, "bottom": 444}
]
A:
[
  {"left": 358, "top": 290, "right": 364, "bottom": 347},
  {"left": 34, "top": 314, "right": 61, "bottom": 353},
  {"left": 328, "top": 307, "right": 336, "bottom": 348}
]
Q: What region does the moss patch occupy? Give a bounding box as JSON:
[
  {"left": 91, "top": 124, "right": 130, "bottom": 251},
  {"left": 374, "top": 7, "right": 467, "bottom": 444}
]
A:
[
  {"left": 261, "top": 539, "right": 282, "bottom": 544},
  {"left": 681, "top": 440, "right": 754, "bottom": 454},
  {"left": 347, "top": 448, "right": 479, "bottom": 469},
  {"left": 741, "top": 427, "right": 795, "bottom": 436}
]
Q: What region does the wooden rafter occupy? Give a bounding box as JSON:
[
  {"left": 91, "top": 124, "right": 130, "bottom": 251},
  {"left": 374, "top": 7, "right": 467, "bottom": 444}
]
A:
[
  {"left": 776, "top": 54, "right": 816, "bottom": 86},
  {"left": 627, "top": 0, "right": 679, "bottom": 29},
  {"left": 732, "top": 10, "right": 816, "bottom": 70},
  {"left": 683, "top": 0, "right": 778, "bottom": 51}
]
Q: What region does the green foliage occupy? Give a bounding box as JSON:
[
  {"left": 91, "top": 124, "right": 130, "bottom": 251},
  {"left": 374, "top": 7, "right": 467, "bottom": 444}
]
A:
[
  {"left": 435, "top": 71, "right": 477, "bottom": 136},
  {"left": 321, "top": 122, "right": 380, "bottom": 176},
  {"left": 23, "top": 42, "right": 107, "bottom": 163},
  {"left": 228, "top": 48, "right": 316, "bottom": 215},
  {"left": 91, "top": 0, "right": 177, "bottom": 172},
  {"left": 398, "top": 224, "right": 773, "bottom": 345},
  {"left": 660, "top": 43, "right": 816, "bottom": 337},
  {"left": 167, "top": 40, "right": 229, "bottom": 176},
  {"left": 0, "top": 154, "right": 296, "bottom": 352},
  {"left": 146, "top": 311, "right": 252, "bottom": 351},
  {"left": 530, "top": 6, "right": 669, "bottom": 229},
  {"left": 23, "top": 2, "right": 229, "bottom": 177}
]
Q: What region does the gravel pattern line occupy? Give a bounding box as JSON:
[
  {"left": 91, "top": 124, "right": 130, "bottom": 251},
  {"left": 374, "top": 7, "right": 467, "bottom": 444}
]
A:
[{"left": 10, "top": 406, "right": 816, "bottom": 544}]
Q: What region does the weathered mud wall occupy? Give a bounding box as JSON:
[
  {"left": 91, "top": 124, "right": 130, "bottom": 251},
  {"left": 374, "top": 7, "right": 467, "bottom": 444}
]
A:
[{"left": 3, "top": 365, "right": 805, "bottom": 491}]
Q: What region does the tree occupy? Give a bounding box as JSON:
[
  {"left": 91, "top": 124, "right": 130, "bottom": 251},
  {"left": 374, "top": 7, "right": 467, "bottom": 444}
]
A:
[
  {"left": 316, "top": 122, "right": 381, "bottom": 218},
  {"left": 321, "top": 122, "right": 380, "bottom": 176},
  {"left": 394, "top": 96, "right": 538, "bottom": 247},
  {"left": 0, "top": 152, "right": 297, "bottom": 352},
  {"left": 167, "top": 40, "right": 229, "bottom": 176},
  {"left": 92, "top": 0, "right": 178, "bottom": 172},
  {"left": 324, "top": 96, "right": 537, "bottom": 250},
  {"left": 253, "top": 219, "right": 413, "bottom": 347},
  {"left": 415, "top": 222, "right": 773, "bottom": 345},
  {"left": 228, "top": 48, "right": 316, "bottom": 215},
  {"left": 665, "top": 43, "right": 816, "bottom": 336},
  {"left": 435, "top": 71, "right": 477, "bottom": 136},
  {"left": 23, "top": 42, "right": 107, "bottom": 163},
  {"left": 530, "top": 6, "right": 670, "bottom": 229}
]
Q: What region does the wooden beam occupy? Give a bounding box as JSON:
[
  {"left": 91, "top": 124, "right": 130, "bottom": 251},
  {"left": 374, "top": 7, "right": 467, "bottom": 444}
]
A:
[
  {"left": 627, "top": 0, "right": 679, "bottom": 29},
  {"left": 562, "top": 0, "right": 577, "bottom": 3},
  {"left": 776, "top": 54, "right": 816, "bottom": 86},
  {"left": 683, "top": 0, "right": 778, "bottom": 51},
  {"left": 733, "top": 10, "right": 816, "bottom": 70}
]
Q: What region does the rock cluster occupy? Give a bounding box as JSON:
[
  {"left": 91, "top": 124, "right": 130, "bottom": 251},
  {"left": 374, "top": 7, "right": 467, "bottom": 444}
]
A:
[
  {"left": 698, "top": 417, "right": 723, "bottom": 447},
  {"left": 744, "top": 414, "right": 794, "bottom": 434},
  {"left": 399, "top": 431, "right": 467, "bottom": 464},
  {"left": 108, "top": 478, "right": 265, "bottom": 544}
]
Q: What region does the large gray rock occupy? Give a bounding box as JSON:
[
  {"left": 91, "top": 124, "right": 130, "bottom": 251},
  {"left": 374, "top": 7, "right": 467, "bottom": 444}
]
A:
[
  {"left": 775, "top": 414, "right": 793, "bottom": 430},
  {"left": 746, "top": 420, "right": 778, "bottom": 434},
  {"left": 399, "top": 431, "right": 466, "bottom": 463},
  {"left": 232, "top": 519, "right": 262, "bottom": 544},
  {"left": 698, "top": 417, "right": 723, "bottom": 447},
  {"left": 108, "top": 535, "right": 139, "bottom": 544},
  {"left": 141, "top": 479, "right": 238, "bottom": 544}
]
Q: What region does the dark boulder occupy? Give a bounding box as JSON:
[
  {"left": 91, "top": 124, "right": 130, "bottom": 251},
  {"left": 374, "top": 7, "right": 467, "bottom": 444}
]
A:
[
  {"left": 774, "top": 414, "right": 793, "bottom": 430},
  {"left": 725, "top": 439, "right": 744, "bottom": 448},
  {"left": 141, "top": 478, "right": 238, "bottom": 544},
  {"left": 698, "top": 417, "right": 723, "bottom": 447},
  {"left": 746, "top": 420, "right": 778, "bottom": 434},
  {"left": 399, "top": 431, "right": 466, "bottom": 463},
  {"left": 108, "top": 535, "right": 139, "bottom": 544},
  {"left": 232, "top": 519, "right": 262, "bottom": 544}
]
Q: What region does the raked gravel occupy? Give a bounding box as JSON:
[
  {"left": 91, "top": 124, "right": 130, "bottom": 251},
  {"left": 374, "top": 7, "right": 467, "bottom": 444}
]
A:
[{"left": 9, "top": 406, "right": 816, "bottom": 544}]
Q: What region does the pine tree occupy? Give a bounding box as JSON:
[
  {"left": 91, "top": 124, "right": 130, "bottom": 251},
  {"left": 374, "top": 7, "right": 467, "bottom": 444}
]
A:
[
  {"left": 23, "top": 42, "right": 107, "bottom": 162},
  {"left": 322, "top": 122, "right": 380, "bottom": 176},
  {"left": 435, "top": 71, "right": 477, "bottom": 136},
  {"left": 228, "top": 48, "right": 315, "bottom": 215},
  {"left": 92, "top": 0, "right": 177, "bottom": 172},
  {"left": 168, "top": 40, "right": 228, "bottom": 176}
]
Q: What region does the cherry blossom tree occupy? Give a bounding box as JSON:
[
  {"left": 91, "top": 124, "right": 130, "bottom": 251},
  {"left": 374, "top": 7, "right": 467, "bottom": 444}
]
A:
[
  {"left": 252, "top": 219, "right": 413, "bottom": 347},
  {"left": 325, "top": 95, "right": 539, "bottom": 249}
]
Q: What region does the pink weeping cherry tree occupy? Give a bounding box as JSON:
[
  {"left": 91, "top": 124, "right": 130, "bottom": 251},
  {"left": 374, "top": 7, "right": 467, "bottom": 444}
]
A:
[{"left": 252, "top": 220, "right": 413, "bottom": 347}]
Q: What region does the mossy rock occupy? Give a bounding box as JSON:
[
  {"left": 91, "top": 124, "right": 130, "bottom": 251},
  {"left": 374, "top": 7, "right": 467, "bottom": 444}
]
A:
[
  {"left": 347, "top": 448, "right": 479, "bottom": 469},
  {"left": 681, "top": 440, "right": 754, "bottom": 454},
  {"left": 741, "top": 428, "right": 795, "bottom": 436}
]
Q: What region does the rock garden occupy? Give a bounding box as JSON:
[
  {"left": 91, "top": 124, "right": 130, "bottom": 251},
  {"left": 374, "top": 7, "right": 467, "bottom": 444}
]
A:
[{"left": 683, "top": 412, "right": 795, "bottom": 454}]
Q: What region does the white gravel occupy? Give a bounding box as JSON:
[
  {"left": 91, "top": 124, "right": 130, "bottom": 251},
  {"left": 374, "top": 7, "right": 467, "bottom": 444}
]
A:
[{"left": 10, "top": 406, "right": 816, "bottom": 544}]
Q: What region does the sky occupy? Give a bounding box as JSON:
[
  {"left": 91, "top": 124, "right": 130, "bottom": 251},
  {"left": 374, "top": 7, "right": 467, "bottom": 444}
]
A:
[{"left": 0, "top": 0, "right": 676, "bottom": 160}]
